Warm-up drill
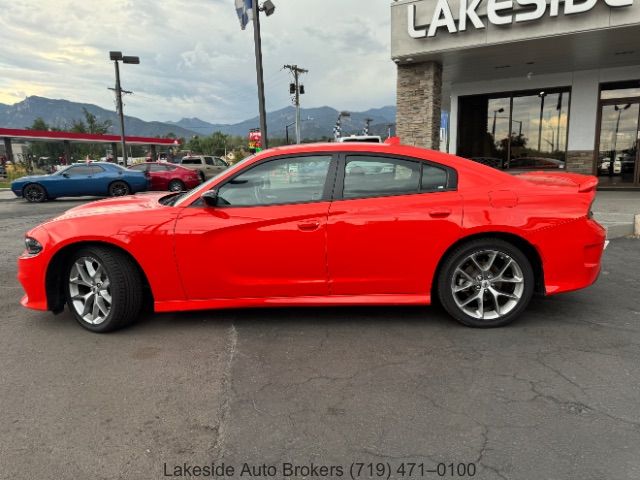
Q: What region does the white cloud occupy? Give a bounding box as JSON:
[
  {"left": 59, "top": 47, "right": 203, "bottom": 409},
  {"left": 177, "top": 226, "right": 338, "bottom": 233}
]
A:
[{"left": 0, "top": 0, "right": 396, "bottom": 123}]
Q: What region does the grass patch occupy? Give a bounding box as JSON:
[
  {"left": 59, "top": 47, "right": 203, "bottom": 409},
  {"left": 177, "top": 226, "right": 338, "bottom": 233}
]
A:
[{"left": 0, "top": 180, "right": 10, "bottom": 189}]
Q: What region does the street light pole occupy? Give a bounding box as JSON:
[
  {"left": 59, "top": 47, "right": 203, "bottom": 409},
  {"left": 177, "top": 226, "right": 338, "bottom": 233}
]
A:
[{"left": 252, "top": 0, "right": 269, "bottom": 150}]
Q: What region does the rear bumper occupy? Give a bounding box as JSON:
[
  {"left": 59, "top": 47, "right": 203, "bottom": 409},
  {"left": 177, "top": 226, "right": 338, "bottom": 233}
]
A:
[{"left": 534, "top": 218, "right": 606, "bottom": 296}]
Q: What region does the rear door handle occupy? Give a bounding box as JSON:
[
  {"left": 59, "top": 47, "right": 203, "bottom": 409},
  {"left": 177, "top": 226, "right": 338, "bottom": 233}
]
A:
[
  {"left": 429, "top": 208, "right": 451, "bottom": 218},
  {"left": 298, "top": 221, "right": 320, "bottom": 232}
]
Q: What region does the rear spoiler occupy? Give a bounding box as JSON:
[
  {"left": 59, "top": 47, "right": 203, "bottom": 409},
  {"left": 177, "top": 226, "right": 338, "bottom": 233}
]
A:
[{"left": 516, "top": 172, "right": 598, "bottom": 193}]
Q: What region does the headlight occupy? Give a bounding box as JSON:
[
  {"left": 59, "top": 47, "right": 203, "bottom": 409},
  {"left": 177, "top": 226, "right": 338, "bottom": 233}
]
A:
[{"left": 25, "top": 237, "right": 43, "bottom": 255}]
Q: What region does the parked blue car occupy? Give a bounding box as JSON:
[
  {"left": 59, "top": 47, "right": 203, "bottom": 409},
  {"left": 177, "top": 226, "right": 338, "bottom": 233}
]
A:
[{"left": 11, "top": 162, "right": 149, "bottom": 202}]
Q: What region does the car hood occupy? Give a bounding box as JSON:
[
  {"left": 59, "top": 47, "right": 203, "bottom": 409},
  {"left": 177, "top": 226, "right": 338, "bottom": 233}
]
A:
[
  {"left": 53, "top": 192, "right": 172, "bottom": 220},
  {"left": 12, "top": 174, "right": 51, "bottom": 184}
]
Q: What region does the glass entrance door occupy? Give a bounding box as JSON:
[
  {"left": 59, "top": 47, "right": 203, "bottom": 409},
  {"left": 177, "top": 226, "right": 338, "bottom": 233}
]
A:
[{"left": 596, "top": 102, "right": 640, "bottom": 187}]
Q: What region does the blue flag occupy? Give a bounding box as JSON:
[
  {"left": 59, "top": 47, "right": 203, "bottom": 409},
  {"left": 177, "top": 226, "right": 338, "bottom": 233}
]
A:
[{"left": 235, "top": 0, "right": 253, "bottom": 30}]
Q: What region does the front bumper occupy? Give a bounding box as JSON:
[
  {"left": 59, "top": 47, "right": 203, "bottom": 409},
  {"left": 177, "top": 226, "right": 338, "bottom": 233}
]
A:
[
  {"left": 17, "top": 251, "right": 49, "bottom": 311},
  {"left": 17, "top": 227, "right": 53, "bottom": 311}
]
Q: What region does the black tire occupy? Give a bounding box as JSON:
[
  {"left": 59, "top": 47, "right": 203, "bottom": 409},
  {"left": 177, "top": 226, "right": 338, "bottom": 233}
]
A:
[
  {"left": 168, "top": 179, "right": 185, "bottom": 192},
  {"left": 109, "top": 181, "right": 130, "bottom": 197},
  {"left": 65, "top": 246, "right": 143, "bottom": 333},
  {"left": 23, "top": 183, "right": 47, "bottom": 203},
  {"left": 198, "top": 171, "right": 205, "bottom": 182},
  {"left": 437, "top": 238, "right": 534, "bottom": 328}
]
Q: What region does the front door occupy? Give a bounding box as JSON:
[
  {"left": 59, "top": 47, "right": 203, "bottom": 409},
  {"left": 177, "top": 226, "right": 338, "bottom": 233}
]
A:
[
  {"left": 174, "top": 154, "right": 336, "bottom": 300},
  {"left": 596, "top": 101, "right": 640, "bottom": 187}
]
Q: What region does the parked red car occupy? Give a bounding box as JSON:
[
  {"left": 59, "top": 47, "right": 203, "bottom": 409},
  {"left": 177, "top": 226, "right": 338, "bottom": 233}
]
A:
[
  {"left": 129, "top": 162, "right": 200, "bottom": 192},
  {"left": 17, "top": 141, "right": 606, "bottom": 333}
]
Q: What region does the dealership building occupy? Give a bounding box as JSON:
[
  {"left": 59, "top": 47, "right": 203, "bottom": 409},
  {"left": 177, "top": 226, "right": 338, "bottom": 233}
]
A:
[{"left": 391, "top": 0, "right": 640, "bottom": 188}]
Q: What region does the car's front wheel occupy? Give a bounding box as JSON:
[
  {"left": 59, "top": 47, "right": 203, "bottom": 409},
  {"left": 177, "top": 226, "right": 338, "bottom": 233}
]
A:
[
  {"left": 109, "top": 181, "right": 130, "bottom": 197},
  {"left": 23, "top": 184, "right": 47, "bottom": 203},
  {"left": 65, "top": 246, "right": 143, "bottom": 332},
  {"left": 438, "top": 239, "right": 534, "bottom": 328}
]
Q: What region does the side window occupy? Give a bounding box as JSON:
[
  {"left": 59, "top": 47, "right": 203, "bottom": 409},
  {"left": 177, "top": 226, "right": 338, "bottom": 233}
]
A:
[
  {"left": 149, "top": 164, "right": 167, "bottom": 172},
  {"left": 66, "top": 166, "right": 93, "bottom": 176},
  {"left": 343, "top": 156, "right": 421, "bottom": 199},
  {"left": 91, "top": 165, "right": 105, "bottom": 174},
  {"left": 214, "top": 157, "right": 227, "bottom": 167},
  {"left": 129, "top": 164, "right": 147, "bottom": 172},
  {"left": 181, "top": 159, "right": 200, "bottom": 165},
  {"left": 205, "top": 157, "right": 214, "bottom": 166},
  {"left": 421, "top": 164, "right": 449, "bottom": 192},
  {"left": 217, "top": 155, "right": 332, "bottom": 207}
]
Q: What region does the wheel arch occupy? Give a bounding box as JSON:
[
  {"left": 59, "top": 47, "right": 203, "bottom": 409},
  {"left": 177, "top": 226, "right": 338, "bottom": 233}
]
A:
[
  {"left": 431, "top": 232, "right": 545, "bottom": 301},
  {"left": 45, "top": 240, "right": 154, "bottom": 314}
]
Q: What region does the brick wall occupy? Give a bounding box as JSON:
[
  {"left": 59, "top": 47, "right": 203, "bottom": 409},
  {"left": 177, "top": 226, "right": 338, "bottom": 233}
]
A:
[
  {"left": 396, "top": 61, "right": 442, "bottom": 150},
  {"left": 566, "top": 150, "right": 595, "bottom": 175}
]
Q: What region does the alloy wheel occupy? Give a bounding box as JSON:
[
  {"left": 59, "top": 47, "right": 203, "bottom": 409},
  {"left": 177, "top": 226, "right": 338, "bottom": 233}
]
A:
[
  {"left": 24, "top": 185, "right": 45, "bottom": 202},
  {"left": 169, "top": 180, "right": 184, "bottom": 192},
  {"left": 110, "top": 182, "right": 129, "bottom": 196},
  {"left": 69, "top": 256, "right": 112, "bottom": 325},
  {"left": 451, "top": 249, "right": 525, "bottom": 321}
]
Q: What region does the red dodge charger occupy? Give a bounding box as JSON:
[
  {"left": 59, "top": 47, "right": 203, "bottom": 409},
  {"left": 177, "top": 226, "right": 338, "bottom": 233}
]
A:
[
  {"left": 17, "top": 141, "right": 606, "bottom": 332},
  {"left": 129, "top": 162, "right": 201, "bottom": 192}
]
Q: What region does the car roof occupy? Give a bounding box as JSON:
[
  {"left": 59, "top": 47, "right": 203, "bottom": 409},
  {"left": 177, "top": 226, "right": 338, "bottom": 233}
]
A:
[{"left": 254, "top": 142, "right": 517, "bottom": 185}]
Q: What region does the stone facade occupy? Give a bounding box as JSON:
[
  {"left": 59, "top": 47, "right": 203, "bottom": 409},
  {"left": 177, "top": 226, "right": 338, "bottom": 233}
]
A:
[
  {"left": 396, "top": 61, "right": 442, "bottom": 150},
  {"left": 566, "top": 150, "right": 595, "bottom": 175}
]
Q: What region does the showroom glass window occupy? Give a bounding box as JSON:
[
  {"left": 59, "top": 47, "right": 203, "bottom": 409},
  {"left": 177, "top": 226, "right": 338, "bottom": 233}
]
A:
[
  {"left": 458, "top": 88, "right": 571, "bottom": 170},
  {"left": 217, "top": 155, "right": 331, "bottom": 207}
]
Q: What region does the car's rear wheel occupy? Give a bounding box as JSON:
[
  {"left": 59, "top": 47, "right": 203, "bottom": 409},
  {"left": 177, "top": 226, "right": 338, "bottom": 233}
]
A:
[
  {"left": 23, "top": 184, "right": 47, "bottom": 203},
  {"left": 437, "top": 239, "right": 534, "bottom": 328},
  {"left": 168, "top": 179, "right": 185, "bottom": 192},
  {"left": 65, "top": 246, "right": 143, "bottom": 333},
  {"left": 109, "top": 181, "right": 130, "bottom": 197}
]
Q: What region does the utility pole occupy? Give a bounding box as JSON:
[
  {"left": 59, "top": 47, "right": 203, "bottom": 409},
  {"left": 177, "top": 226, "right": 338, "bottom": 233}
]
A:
[
  {"left": 284, "top": 64, "right": 308, "bottom": 144},
  {"left": 109, "top": 51, "right": 139, "bottom": 166},
  {"left": 364, "top": 118, "right": 373, "bottom": 136}
]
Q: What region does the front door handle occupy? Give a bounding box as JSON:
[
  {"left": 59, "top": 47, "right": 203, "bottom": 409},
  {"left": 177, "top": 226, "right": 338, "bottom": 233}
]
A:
[
  {"left": 429, "top": 208, "right": 451, "bottom": 218},
  {"left": 298, "top": 221, "right": 320, "bottom": 232}
]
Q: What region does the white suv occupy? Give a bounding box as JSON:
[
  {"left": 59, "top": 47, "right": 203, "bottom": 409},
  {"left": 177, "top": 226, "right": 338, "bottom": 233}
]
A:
[
  {"left": 337, "top": 135, "right": 383, "bottom": 143},
  {"left": 179, "top": 155, "right": 228, "bottom": 181}
]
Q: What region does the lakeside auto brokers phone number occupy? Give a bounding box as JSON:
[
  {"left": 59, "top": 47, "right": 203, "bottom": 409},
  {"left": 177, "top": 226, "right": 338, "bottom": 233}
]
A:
[{"left": 163, "top": 461, "right": 477, "bottom": 479}]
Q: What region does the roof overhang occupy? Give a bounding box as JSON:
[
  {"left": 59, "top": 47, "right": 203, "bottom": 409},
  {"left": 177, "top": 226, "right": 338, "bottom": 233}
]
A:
[{"left": 0, "top": 128, "right": 181, "bottom": 146}]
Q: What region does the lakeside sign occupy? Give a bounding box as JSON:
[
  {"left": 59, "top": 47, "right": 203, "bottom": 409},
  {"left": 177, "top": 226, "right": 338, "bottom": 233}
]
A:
[{"left": 408, "top": 0, "right": 635, "bottom": 38}]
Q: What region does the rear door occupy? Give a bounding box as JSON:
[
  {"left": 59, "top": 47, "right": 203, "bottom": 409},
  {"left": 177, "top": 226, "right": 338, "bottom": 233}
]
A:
[
  {"left": 326, "top": 154, "right": 463, "bottom": 296},
  {"left": 204, "top": 156, "right": 225, "bottom": 177}
]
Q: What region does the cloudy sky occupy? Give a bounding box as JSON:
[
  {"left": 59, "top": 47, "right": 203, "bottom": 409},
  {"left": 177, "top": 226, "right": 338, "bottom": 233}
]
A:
[{"left": 0, "top": 0, "right": 396, "bottom": 124}]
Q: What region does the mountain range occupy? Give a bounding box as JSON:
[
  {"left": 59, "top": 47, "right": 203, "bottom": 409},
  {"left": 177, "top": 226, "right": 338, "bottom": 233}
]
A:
[{"left": 0, "top": 96, "right": 396, "bottom": 140}]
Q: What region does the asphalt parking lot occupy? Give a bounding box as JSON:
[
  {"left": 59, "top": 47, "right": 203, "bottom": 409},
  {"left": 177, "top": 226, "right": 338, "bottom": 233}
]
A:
[{"left": 1, "top": 197, "right": 639, "bottom": 480}]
